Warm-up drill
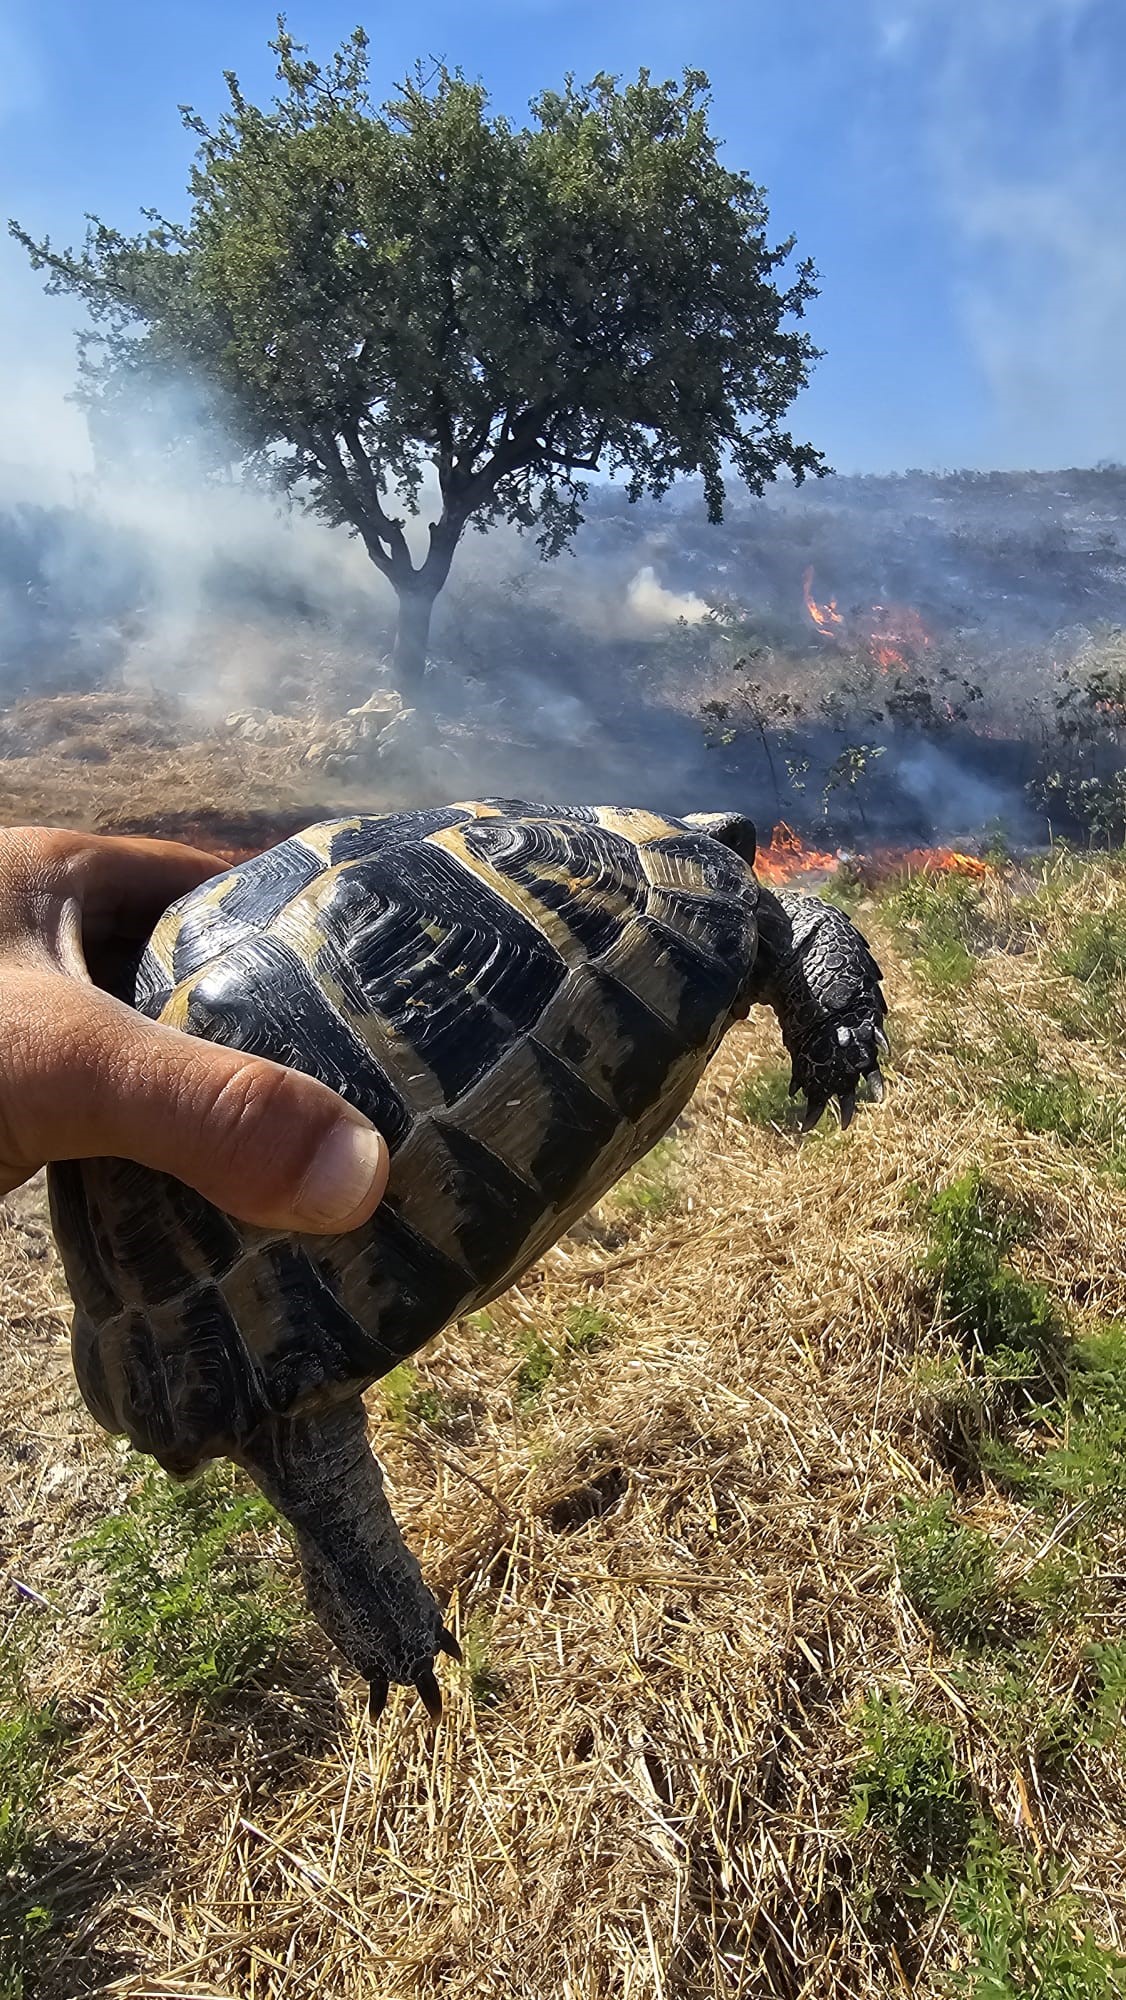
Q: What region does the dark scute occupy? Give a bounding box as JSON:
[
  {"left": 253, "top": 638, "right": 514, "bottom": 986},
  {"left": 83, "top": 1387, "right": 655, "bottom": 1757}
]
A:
[
  {"left": 260, "top": 1244, "right": 399, "bottom": 1402},
  {"left": 159, "top": 1279, "right": 269, "bottom": 1454},
  {"left": 322, "top": 807, "right": 473, "bottom": 865},
  {"left": 580, "top": 972, "right": 687, "bottom": 1120},
  {"left": 688, "top": 813, "right": 758, "bottom": 865},
  {"left": 650, "top": 888, "right": 757, "bottom": 969},
  {"left": 47, "top": 1160, "right": 120, "bottom": 1323},
  {"left": 429, "top": 1123, "right": 549, "bottom": 1287},
  {"left": 357, "top": 1205, "right": 474, "bottom": 1361},
  {"left": 119, "top": 1312, "right": 177, "bottom": 1455},
  {"left": 463, "top": 818, "right": 645, "bottom": 957},
  {"left": 132, "top": 946, "right": 173, "bottom": 1018},
  {"left": 328, "top": 839, "right": 557, "bottom": 939},
  {"left": 180, "top": 935, "right": 412, "bottom": 1149},
  {"left": 559, "top": 1024, "right": 592, "bottom": 1066},
  {"left": 169, "top": 839, "right": 326, "bottom": 987},
  {"left": 84, "top": 1161, "right": 244, "bottom": 1308},
  {"left": 71, "top": 1309, "right": 114, "bottom": 1432},
  {"left": 327, "top": 847, "right": 567, "bottom": 1103},
  {"left": 333, "top": 900, "right": 564, "bottom": 1108},
  {"left": 641, "top": 917, "right": 747, "bottom": 1043},
  {"left": 525, "top": 1041, "right": 622, "bottom": 1199},
  {"left": 647, "top": 831, "right": 758, "bottom": 897}
]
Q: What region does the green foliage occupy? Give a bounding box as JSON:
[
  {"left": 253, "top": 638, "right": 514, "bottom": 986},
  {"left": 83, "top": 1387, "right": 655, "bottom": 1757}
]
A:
[
  {"left": 850, "top": 1691, "right": 1126, "bottom": 1993},
  {"left": 738, "top": 1062, "right": 799, "bottom": 1127},
  {"left": 992, "top": 1049, "right": 1126, "bottom": 1175},
  {"left": 926, "top": 1172, "right": 1063, "bottom": 1396},
  {"left": 459, "top": 1612, "right": 507, "bottom": 1707},
  {"left": 516, "top": 1304, "right": 613, "bottom": 1402},
  {"left": 12, "top": 27, "right": 823, "bottom": 682},
  {"left": 380, "top": 1363, "right": 457, "bottom": 1430},
  {"left": 0, "top": 1634, "right": 64, "bottom": 2000},
  {"left": 947, "top": 1836, "right": 1126, "bottom": 1999},
  {"left": 886, "top": 873, "right": 989, "bottom": 990},
  {"left": 613, "top": 1137, "right": 680, "bottom": 1221},
  {"left": 562, "top": 1305, "right": 612, "bottom": 1353},
  {"left": 73, "top": 1462, "right": 296, "bottom": 1699},
  {"left": 1035, "top": 1321, "right": 1126, "bottom": 1517},
  {"left": 1055, "top": 909, "right": 1126, "bottom": 985},
  {"left": 883, "top": 1497, "right": 999, "bottom": 1647},
  {"left": 848, "top": 1693, "right": 977, "bottom": 1874},
  {"left": 516, "top": 1330, "right": 559, "bottom": 1404}
]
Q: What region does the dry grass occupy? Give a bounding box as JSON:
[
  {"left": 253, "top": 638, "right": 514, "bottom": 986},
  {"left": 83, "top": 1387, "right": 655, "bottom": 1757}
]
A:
[{"left": 2, "top": 845, "right": 1126, "bottom": 1996}]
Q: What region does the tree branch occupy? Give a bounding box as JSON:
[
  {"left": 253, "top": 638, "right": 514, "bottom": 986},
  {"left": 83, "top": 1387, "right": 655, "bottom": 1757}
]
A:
[
  {"left": 339, "top": 416, "right": 411, "bottom": 568},
  {"left": 297, "top": 421, "right": 406, "bottom": 584}
]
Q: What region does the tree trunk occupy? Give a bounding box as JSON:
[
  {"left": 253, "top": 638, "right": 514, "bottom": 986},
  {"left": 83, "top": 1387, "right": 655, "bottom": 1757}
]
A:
[{"left": 391, "top": 586, "right": 437, "bottom": 702}]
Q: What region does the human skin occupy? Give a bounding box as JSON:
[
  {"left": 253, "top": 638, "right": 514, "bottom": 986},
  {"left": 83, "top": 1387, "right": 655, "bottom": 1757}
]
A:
[{"left": 0, "top": 828, "right": 388, "bottom": 1231}]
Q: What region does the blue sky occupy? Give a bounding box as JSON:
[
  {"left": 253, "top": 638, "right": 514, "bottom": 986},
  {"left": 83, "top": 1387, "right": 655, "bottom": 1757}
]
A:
[{"left": 2, "top": 0, "right": 1125, "bottom": 481}]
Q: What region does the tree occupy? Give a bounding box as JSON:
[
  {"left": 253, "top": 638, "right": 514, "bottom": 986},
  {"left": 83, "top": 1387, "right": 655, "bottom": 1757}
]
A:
[{"left": 12, "top": 25, "right": 825, "bottom": 697}]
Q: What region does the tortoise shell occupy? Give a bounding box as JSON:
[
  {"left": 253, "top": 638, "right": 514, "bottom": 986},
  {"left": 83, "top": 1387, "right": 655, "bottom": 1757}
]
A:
[{"left": 48, "top": 801, "right": 762, "bottom": 1471}]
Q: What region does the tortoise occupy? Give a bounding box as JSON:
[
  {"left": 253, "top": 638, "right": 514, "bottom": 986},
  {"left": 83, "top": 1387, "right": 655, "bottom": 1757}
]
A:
[{"left": 48, "top": 800, "right": 888, "bottom": 1720}]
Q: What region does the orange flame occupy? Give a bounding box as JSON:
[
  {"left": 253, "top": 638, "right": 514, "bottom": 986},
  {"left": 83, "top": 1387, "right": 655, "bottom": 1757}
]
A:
[
  {"left": 801, "top": 564, "right": 845, "bottom": 639},
  {"left": 802, "top": 567, "right": 933, "bottom": 669},
  {"left": 895, "top": 847, "right": 989, "bottom": 880},
  {"left": 756, "top": 821, "right": 839, "bottom": 883},
  {"left": 754, "top": 824, "right": 995, "bottom": 888}
]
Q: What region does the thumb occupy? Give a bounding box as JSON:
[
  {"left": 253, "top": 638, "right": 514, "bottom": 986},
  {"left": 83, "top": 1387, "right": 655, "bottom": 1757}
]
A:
[{"left": 18, "top": 978, "right": 389, "bottom": 1233}]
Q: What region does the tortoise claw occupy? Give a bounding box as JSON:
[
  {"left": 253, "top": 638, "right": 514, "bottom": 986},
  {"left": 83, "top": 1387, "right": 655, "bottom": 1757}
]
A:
[
  {"left": 875, "top": 1027, "right": 891, "bottom": 1055},
  {"left": 368, "top": 1675, "right": 389, "bottom": 1720},
  {"left": 866, "top": 1067, "right": 885, "bottom": 1104},
  {"left": 415, "top": 1667, "right": 443, "bottom": 1723},
  {"left": 802, "top": 1094, "right": 828, "bottom": 1132},
  {"left": 837, "top": 1089, "right": 856, "bottom": 1130},
  {"left": 437, "top": 1626, "right": 462, "bottom": 1664}
]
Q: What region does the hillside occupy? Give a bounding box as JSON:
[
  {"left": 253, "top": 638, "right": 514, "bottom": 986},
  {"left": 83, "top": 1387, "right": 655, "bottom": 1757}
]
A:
[{"left": 2, "top": 848, "right": 1126, "bottom": 1997}]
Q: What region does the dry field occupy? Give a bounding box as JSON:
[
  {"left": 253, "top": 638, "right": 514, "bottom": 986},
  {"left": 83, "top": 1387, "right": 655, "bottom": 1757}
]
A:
[{"left": 2, "top": 835, "right": 1126, "bottom": 1998}]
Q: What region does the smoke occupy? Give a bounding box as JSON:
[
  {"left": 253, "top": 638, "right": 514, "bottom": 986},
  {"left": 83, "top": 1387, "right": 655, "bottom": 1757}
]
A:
[
  {"left": 868, "top": 0, "right": 1126, "bottom": 466},
  {"left": 624, "top": 565, "right": 710, "bottom": 628}
]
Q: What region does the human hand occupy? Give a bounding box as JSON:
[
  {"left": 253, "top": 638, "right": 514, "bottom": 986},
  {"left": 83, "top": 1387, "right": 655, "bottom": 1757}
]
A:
[{"left": 0, "top": 827, "right": 389, "bottom": 1231}]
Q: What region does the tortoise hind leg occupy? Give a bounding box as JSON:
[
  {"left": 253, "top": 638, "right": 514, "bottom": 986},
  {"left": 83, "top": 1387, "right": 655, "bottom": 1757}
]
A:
[{"left": 234, "top": 1396, "right": 458, "bottom": 1719}]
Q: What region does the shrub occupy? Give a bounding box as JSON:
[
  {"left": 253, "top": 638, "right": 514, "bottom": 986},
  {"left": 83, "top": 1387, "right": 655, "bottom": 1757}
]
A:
[{"left": 73, "top": 1462, "right": 296, "bottom": 1699}]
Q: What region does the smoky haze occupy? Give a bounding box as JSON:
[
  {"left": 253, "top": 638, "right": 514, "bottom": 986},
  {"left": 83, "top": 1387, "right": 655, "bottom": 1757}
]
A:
[{"left": 1, "top": 255, "right": 1125, "bottom": 848}]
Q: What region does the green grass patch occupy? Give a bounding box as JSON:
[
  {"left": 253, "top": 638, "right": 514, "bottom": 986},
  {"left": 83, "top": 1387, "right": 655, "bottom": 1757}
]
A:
[
  {"left": 738, "top": 1062, "right": 799, "bottom": 1127},
  {"left": 1032, "top": 1320, "right": 1126, "bottom": 1518},
  {"left": 848, "top": 1692, "right": 977, "bottom": 1874},
  {"left": 1054, "top": 907, "right": 1126, "bottom": 985},
  {"left": 883, "top": 873, "right": 990, "bottom": 990},
  {"left": 73, "top": 1462, "right": 296, "bottom": 1700},
  {"left": 946, "top": 1835, "right": 1126, "bottom": 1999},
  {"left": 850, "top": 1697, "right": 1126, "bottom": 1994},
  {"left": 612, "top": 1137, "right": 679, "bottom": 1221},
  {"left": 882, "top": 1497, "right": 999, "bottom": 1648},
  {"left": 458, "top": 1611, "right": 507, "bottom": 1707},
  {"left": 380, "top": 1362, "right": 460, "bottom": 1430},
  {"left": 926, "top": 1171, "right": 1065, "bottom": 1399},
  {"left": 515, "top": 1305, "right": 613, "bottom": 1403},
  {"left": 0, "top": 1631, "right": 65, "bottom": 2000}
]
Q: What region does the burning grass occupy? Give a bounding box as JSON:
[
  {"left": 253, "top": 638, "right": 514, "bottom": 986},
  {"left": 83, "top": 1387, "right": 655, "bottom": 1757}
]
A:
[{"left": 3, "top": 846, "right": 1126, "bottom": 1994}]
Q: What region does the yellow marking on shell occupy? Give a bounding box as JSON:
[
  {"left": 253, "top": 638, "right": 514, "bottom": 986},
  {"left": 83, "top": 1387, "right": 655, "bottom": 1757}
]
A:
[
  {"left": 597, "top": 914, "right": 692, "bottom": 1030},
  {"left": 146, "top": 926, "right": 175, "bottom": 983},
  {"left": 158, "top": 982, "right": 196, "bottom": 1032},
  {"left": 426, "top": 824, "right": 587, "bottom": 965},
  {"left": 291, "top": 818, "right": 363, "bottom": 863},
  {"left": 592, "top": 806, "right": 683, "bottom": 846},
  {"left": 452, "top": 799, "right": 505, "bottom": 818},
  {"left": 148, "top": 870, "right": 245, "bottom": 976},
  {"left": 271, "top": 869, "right": 449, "bottom": 1111}
]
